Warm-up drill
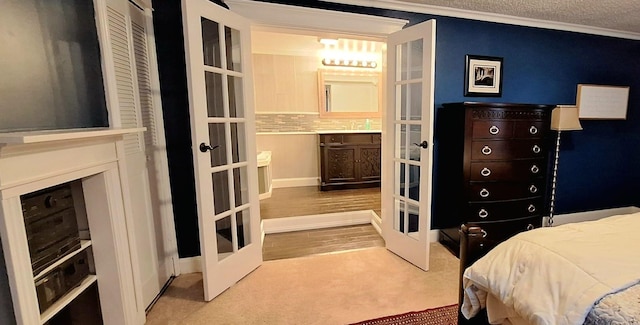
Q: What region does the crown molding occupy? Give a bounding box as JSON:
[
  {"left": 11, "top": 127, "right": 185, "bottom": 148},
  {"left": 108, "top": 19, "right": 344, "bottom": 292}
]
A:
[
  {"left": 321, "top": 0, "right": 640, "bottom": 40},
  {"left": 224, "top": 0, "right": 408, "bottom": 39}
]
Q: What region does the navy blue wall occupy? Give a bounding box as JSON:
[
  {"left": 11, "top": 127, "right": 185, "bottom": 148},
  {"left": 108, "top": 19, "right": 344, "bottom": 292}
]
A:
[
  {"left": 153, "top": 0, "right": 640, "bottom": 257},
  {"left": 432, "top": 17, "right": 640, "bottom": 213}
]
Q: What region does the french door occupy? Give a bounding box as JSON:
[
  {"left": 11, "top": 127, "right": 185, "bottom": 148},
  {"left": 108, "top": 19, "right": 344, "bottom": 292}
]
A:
[
  {"left": 182, "top": 0, "right": 262, "bottom": 300},
  {"left": 382, "top": 20, "right": 436, "bottom": 271}
]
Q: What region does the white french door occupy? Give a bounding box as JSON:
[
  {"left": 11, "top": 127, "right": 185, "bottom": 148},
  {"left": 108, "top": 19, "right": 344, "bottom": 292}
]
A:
[
  {"left": 382, "top": 20, "right": 436, "bottom": 271},
  {"left": 182, "top": 0, "right": 262, "bottom": 300}
]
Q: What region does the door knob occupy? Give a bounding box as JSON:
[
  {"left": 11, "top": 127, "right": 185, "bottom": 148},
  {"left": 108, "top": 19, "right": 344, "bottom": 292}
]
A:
[
  {"left": 413, "top": 141, "right": 428, "bottom": 149},
  {"left": 199, "top": 143, "right": 219, "bottom": 153}
]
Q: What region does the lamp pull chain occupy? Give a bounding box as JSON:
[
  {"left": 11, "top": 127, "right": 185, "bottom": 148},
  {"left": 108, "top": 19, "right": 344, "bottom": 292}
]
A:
[{"left": 548, "top": 130, "right": 562, "bottom": 227}]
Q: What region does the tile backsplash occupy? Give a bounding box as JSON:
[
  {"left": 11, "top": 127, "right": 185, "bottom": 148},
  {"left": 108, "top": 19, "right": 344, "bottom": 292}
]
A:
[{"left": 256, "top": 113, "right": 382, "bottom": 133}]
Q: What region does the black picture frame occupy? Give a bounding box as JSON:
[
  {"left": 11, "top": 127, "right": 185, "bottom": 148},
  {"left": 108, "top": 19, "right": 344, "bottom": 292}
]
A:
[{"left": 464, "top": 55, "right": 503, "bottom": 97}]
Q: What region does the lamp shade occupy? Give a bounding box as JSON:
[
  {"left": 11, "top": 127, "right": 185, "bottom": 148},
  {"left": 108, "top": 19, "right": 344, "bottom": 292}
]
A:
[{"left": 551, "top": 105, "right": 583, "bottom": 131}]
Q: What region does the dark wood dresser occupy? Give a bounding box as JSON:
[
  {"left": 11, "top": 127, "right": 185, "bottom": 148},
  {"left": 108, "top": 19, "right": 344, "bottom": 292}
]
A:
[
  {"left": 318, "top": 132, "right": 381, "bottom": 191},
  {"left": 433, "top": 102, "right": 554, "bottom": 257},
  {"left": 432, "top": 102, "right": 554, "bottom": 324}
]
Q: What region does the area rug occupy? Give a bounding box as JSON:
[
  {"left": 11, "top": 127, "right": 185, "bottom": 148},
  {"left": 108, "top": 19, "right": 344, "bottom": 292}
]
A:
[{"left": 350, "top": 304, "right": 458, "bottom": 325}]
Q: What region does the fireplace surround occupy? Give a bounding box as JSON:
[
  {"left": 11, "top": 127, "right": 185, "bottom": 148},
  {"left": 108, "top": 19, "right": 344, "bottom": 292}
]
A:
[{"left": 0, "top": 127, "right": 144, "bottom": 324}]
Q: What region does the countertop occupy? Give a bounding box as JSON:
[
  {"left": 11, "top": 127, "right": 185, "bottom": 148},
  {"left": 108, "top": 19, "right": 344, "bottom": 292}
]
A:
[{"left": 315, "top": 130, "right": 381, "bottom": 134}]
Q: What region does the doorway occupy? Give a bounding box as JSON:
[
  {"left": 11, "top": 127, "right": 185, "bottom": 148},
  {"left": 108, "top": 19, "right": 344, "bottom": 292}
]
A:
[{"left": 250, "top": 29, "right": 385, "bottom": 259}]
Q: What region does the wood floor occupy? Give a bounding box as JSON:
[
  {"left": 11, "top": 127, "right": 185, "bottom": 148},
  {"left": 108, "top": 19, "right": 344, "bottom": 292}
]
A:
[
  {"left": 260, "top": 186, "right": 381, "bottom": 219},
  {"left": 260, "top": 186, "right": 383, "bottom": 261}
]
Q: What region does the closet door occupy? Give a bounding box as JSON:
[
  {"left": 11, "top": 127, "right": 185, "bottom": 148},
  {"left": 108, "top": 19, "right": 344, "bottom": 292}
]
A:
[
  {"left": 127, "top": 1, "right": 178, "bottom": 308},
  {"left": 97, "top": 0, "right": 177, "bottom": 314}
]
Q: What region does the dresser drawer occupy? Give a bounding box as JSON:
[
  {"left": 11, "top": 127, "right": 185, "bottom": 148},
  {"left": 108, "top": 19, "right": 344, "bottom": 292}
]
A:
[
  {"left": 470, "top": 139, "right": 546, "bottom": 160},
  {"left": 468, "top": 181, "right": 544, "bottom": 201},
  {"left": 514, "top": 120, "right": 548, "bottom": 138},
  {"left": 466, "top": 198, "right": 543, "bottom": 222},
  {"left": 462, "top": 216, "right": 542, "bottom": 253},
  {"left": 319, "top": 134, "right": 343, "bottom": 144},
  {"left": 319, "top": 133, "right": 380, "bottom": 145},
  {"left": 471, "top": 120, "right": 513, "bottom": 139},
  {"left": 343, "top": 133, "right": 380, "bottom": 144},
  {"left": 469, "top": 160, "right": 545, "bottom": 181}
]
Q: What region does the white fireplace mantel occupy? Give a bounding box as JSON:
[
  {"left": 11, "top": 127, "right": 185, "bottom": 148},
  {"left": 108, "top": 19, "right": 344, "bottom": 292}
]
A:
[{"left": 0, "top": 127, "right": 145, "bottom": 325}]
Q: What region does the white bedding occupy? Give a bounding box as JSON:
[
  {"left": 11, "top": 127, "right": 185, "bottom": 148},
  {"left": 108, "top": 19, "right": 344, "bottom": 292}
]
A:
[{"left": 461, "top": 213, "right": 640, "bottom": 325}]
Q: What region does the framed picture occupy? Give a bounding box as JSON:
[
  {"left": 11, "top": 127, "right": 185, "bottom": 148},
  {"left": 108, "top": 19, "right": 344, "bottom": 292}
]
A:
[{"left": 464, "top": 55, "right": 503, "bottom": 97}]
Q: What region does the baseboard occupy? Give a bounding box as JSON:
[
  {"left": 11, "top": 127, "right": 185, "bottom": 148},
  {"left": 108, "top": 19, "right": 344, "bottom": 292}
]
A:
[
  {"left": 312, "top": 210, "right": 438, "bottom": 243},
  {"left": 429, "top": 229, "right": 440, "bottom": 243},
  {"left": 178, "top": 256, "right": 201, "bottom": 274},
  {"left": 262, "top": 210, "right": 373, "bottom": 234},
  {"left": 544, "top": 205, "right": 640, "bottom": 226},
  {"left": 370, "top": 211, "right": 381, "bottom": 235},
  {"left": 272, "top": 177, "right": 319, "bottom": 188},
  {"left": 259, "top": 190, "right": 272, "bottom": 200}
]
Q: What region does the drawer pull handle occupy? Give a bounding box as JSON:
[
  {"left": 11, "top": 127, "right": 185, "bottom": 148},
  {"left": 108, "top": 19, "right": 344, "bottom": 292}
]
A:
[
  {"left": 489, "top": 125, "right": 500, "bottom": 135},
  {"left": 532, "top": 145, "right": 541, "bottom": 154},
  {"left": 481, "top": 145, "right": 492, "bottom": 155},
  {"left": 478, "top": 209, "right": 489, "bottom": 218},
  {"left": 526, "top": 224, "right": 535, "bottom": 231},
  {"left": 530, "top": 165, "right": 540, "bottom": 174},
  {"left": 529, "top": 126, "right": 538, "bottom": 135},
  {"left": 480, "top": 168, "right": 491, "bottom": 177},
  {"left": 528, "top": 204, "right": 536, "bottom": 213},
  {"left": 529, "top": 185, "right": 538, "bottom": 193},
  {"left": 479, "top": 188, "right": 490, "bottom": 198},
  {"left": 481, "top": 229, "right": 488, "bottom": 238}
]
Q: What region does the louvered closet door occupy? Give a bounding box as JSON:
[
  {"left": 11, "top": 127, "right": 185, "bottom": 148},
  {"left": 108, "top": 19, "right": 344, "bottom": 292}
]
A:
[
  {"left": 129, "top": 4, "right": 178, "bottom": 306},
  {"left": 104, "top": 0, "right": 172, "bottom": 310},
  {"left": 129, "top": 2, "right": 176, "bottom": 308}
]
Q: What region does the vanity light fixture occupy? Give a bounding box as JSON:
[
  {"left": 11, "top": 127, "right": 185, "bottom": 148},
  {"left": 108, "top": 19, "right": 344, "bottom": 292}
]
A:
[
  {"left": 322, "top": 58, "right": 377, "bottom": 68},
  {"left": 319, "top": 38, "right": 339, "bottom": 46}
]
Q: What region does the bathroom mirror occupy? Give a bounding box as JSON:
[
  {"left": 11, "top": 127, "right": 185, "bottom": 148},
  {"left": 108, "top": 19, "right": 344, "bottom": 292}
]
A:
[{"left": 318, "top": 70, "right": 382, "bottom": 118}]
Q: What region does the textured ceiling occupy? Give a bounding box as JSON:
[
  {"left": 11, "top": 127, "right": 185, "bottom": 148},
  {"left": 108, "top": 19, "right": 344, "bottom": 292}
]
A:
[{"left": 393, "top": 0, "right": 640, "bottom": 34}]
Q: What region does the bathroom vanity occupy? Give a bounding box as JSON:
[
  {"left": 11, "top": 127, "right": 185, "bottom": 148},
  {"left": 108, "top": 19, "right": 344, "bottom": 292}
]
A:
[{"left": 318, "top": 130, "right": 381, "bottom": 191}]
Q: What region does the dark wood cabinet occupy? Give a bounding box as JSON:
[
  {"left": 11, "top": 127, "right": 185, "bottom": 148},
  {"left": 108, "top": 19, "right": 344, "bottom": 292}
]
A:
[
  {"left": 432, "top": 102, "right": 554, "bottom": 258},
  {"left": 319, "top": 132, "right": 381, "bottom": 191}
]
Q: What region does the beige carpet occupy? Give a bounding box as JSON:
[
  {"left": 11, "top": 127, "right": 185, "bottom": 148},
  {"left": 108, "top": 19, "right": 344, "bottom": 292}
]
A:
[{"left": 145, "top": 243, "right": 460, "bottom": 325}]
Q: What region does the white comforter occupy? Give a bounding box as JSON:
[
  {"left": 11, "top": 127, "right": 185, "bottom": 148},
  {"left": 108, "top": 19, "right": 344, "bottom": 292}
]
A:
[{"left": 461, "top": 213, "right": 640, "bottom": 325}]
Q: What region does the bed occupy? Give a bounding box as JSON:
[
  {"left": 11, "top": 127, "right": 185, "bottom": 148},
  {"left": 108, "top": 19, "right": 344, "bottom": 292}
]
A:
[{"left": 460, "top": 212, "right": 640, "bottom": 325}]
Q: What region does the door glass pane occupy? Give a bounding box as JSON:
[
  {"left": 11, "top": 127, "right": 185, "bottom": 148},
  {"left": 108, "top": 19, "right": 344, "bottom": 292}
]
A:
[
  {"left": 398, "top": 124, "right": 422, "bottom": 161},
  {"left": 201, "top": 18, "right": 221, "bottom": 68},
  {"left": 205, "top": 72, "right": 224, "bottom": 117},
  {"left": 400, "top": 82, "right": 422, "bottom": 121},
  {"left": 399, "top": 39, "right": 423, "bottom": 80},
  {"left": 409, "top": 124, "right": 421, "bottom": 161},
  {"left": 228, "top": 75, "right": 244, "bottom": 118},
  {"left": 393, "top": 199, "right": 404, "bottom": 232},
  {"left": 394, "top": 200, "right": 419, "bottom": 238},
  {"left": 225, "top": 26, "right": 242, "bottom": 72},
  {"left": 215, "top": 216, "right": 233, "bottom": 260},
  {"left": 397, "top": 162, "right": 406, "bottom": 197},
  {"left": 208, "top": 123, "right": 227, "bottom": 167},
  {"left": 233, "top": 167, "right": 249, "bottom": 207},
  {"left": 409, "top": 164, "right": 420, "bottom": 201},
  {"left": 399, "top": 124, "right": 407, "bottom": 160},
  {"left": 406, "top": 202, "right": 420, "bottom": 236},
  {"left": 230, "top": 123, "right": 246, "bottom": 163},
  {"left": 236, "top": 209, "right": 250, "bottom": 249},
  {"left": 398, "top": 162, "right": 419, "bottom": 201},
  {"left": 212, "top": 170, "right": 230, "bottom": 215}
]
